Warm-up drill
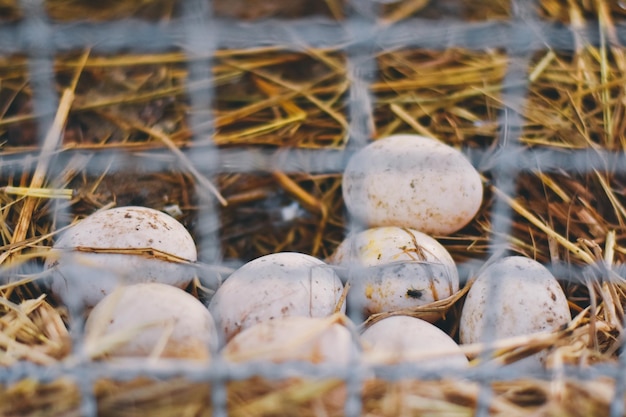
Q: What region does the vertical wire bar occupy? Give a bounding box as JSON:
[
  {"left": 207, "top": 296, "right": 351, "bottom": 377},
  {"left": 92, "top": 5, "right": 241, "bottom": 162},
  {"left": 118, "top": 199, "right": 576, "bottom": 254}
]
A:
[
  {"left": 16, "top": 1, "right": 97, "bottom": 416},
  {"left": 342, "top": 2, "right": 381, "bottom": 416},
  {"left": 67, "top": 313, "right": 99, "bottom": 417},
  {"left": 75, "top": 366, "right": 98, "bottom": 417},
  {"left": 179, "top": 0, "right": 226, "bottom": 415},
  {"left": 180, "top": 0, "right": 222, "bottom": 267},
  {"left": 475, "top": 0, "right": 539, "bottom": 415},
  {"left": 610, "top": 265, "right": 626, "bottom": 415},
  {"left": 19, "top": 0, "right": 56, "bottom": 138},
  {"left": 609, "top": 346, "right": 626, "bottom": 416},
  {"left": 475, "top": 57, "right": 534, "bottom": 417}
]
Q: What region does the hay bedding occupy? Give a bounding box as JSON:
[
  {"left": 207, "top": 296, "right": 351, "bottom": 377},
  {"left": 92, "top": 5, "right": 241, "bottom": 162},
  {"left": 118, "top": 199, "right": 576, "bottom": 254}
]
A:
[{"left": 0, "top": 0, "right": 626, "bottom": 415}]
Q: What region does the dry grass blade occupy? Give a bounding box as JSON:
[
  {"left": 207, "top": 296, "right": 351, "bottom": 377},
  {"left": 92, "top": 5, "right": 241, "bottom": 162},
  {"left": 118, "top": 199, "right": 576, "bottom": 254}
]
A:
[
  {"left": 389, "top": 102, "right": 437, "bottom": 138},
  {"left": 492, "top": 185, "right": 596, "bottom": 265},
  {"left": 70, "top": 84, "right": 189, "bottom": 113},
  {"left": 3, "top": 51, "right": 88, "bottom": 265},
  {"left": 0, "top": 378, "right": 81, "bottom": 417},
  {"left": 0, "top": 296, "right": 70, "bottom": 365},
  {"left": 213, "top": 50, "right": 348, "bottom": 148},
  {"left": 1, "top": 186, "right": 74, "bottom": 199},
  {"left": 229, "top": 378, "right": 343, "bottom": 417},
  {"left": 45, "top": 0, "right": 179, "bottom": 21},
  {"left": 372, "top": 49, "right": 506, "bottom": 145},
  {"left": 594, "top": 171, "right": 626, "bottom": 227},
  {"left": 57, "top": 246, "right": 196, "bottom": 264},
  {"left": 0, "top": 90, "right": 74, "bottom": 265},
  {"left": 249, "top": 58, "right": 349, "bottom": 131},
  {"left": 218, "top": 172, "right": 345, "bottom": 260},
  {"left": 526, "top": 1, "right": 626, "bottom": 150},
  {"left": 126, "top": 122, "right": 227, "bottom": 206},
  {"left": 271, "top": 171, "right": 328, "bottom": 257},
  {"left": 96, "top": 378, "right": 211, "bottom": 416},
  {"left": 380, "top": 0, "right": 430, "bottom": 25}
]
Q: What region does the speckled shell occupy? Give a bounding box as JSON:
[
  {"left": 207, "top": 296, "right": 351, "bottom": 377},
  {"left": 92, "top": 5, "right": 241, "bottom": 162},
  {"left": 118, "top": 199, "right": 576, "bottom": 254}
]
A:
[
  {"left": 222, "top": 315, "right": 357, "bottom": 365},
  {"left": 85, "top": 283, "right": 217, "bottom": 361},
  {"left": 208, "top": 252, "right": 345, "bottom": 342},
  {"left": 459, "top": 256, "right": 571, "bottom": 351},
  {"left": 342, "top": 134, "right": 483, "bottom": 235},
  {"left": 330, "top": 227, "right": 458, "bottom": 321},
  {"left": 361, "top": 316, "right": 468, "bottom": 368},
  {"left": 45, "top": 206, "right": 197, "bottom": 309}
]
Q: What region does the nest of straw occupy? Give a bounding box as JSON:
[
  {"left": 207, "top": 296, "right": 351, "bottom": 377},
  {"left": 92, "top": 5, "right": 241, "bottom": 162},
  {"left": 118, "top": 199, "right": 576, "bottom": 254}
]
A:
[{"left": 1, "top": 0, "right": 626, "bottom": 415}]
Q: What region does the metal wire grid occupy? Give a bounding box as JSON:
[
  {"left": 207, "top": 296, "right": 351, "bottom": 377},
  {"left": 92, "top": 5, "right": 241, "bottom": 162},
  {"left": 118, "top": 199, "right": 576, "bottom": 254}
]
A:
[{"left": 1, "top": 0, "right": 626, "bottom": 415}]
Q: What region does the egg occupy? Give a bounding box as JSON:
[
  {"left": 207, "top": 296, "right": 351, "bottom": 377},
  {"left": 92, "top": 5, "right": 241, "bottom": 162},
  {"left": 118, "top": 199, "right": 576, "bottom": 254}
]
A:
[
  {"left": 208, "top": 252, "right": 345, "bottom": 342},
  {"left": 330, "top": 227, "right": 458, "bottom": 321},
  {"left": 342, "top": 134, "right": 483, "bottom": 235},
  {"left": 45, "top": 206, "right": 197, "bottom": 310},
  {"left": 459, "top": 256, "right": 571, "bottom": 366},
  {"left": 221, "top": 315, "right": 358, "bottom": 365},
  {"left": 361, "top": 316, "right": 468, "bottom": 368},
  {"left": 84, "top": 283, "right": 217, "bottom": 361}
]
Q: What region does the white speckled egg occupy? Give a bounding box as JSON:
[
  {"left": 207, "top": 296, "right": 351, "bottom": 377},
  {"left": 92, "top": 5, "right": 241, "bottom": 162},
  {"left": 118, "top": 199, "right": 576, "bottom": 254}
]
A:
[
  {"left": 459, "top": 256, "right": 571, "bottom": 365},
  {"left": 85, "top": 283, "right": 217, "bottom": 361},
  {"left": 208, "top": 252, "right": 345, "bottom": 342},
  {"left": 222, "top": 315, "right": 358, "bottom": 365},
  {"left": 330, "top": 227, "right": 458, "bottom": 321},
  {"left": 45, "top": 206, "right": 197, "bottom": 309},
  {"left": 361, "top": 316, "right": 468, "bottom": 368},
  {"left": 342, "top": 134, "right": 483, "bottom": 235}
]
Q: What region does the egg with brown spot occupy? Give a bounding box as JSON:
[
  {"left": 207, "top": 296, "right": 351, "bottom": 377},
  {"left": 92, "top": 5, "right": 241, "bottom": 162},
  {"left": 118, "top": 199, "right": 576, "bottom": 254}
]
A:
[
  {"left": 342, "top": 134, "right": 483, "bottom": 235},
  {"left": 45, "top": 206, "right": 197, "bottom": 310},
  {"left": 330, "top": 227, "right": 458, "bottom": 322},
  {"left": 459, "top": 256, "right": 571, "bottom": 367},
  {"left": 209, "top": 252, "right": 345, "bottom": 343}
]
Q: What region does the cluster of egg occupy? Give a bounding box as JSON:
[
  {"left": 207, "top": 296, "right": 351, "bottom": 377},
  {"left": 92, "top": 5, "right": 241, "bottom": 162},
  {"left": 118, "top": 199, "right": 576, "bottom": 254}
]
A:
[
  {"left": 44, "top": 134, "right": 571, "bottom": 369},
  {"left": 335, "top": 134, "right": 571, "bottom": 368},
  {"left": 45, "top": 206, "right": 217, "bottom": 361}
]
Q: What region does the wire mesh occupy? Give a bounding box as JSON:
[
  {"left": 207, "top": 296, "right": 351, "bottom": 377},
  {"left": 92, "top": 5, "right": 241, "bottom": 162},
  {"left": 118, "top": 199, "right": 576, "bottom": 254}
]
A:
[{"left": 2, "top": 0, "right": 626, "bottom": 415}]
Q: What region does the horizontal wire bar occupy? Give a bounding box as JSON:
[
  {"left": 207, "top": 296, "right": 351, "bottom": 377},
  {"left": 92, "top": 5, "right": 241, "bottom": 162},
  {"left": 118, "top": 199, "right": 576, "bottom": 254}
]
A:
[
  {"left": 1, "top": 146, "right": 624, "bottom": 177},
  {"left": 0, "top": 19, "right": 611, "bottom": 56},
  {"left": 0, "top": 352, "right": 622, "bottom": 385}
]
